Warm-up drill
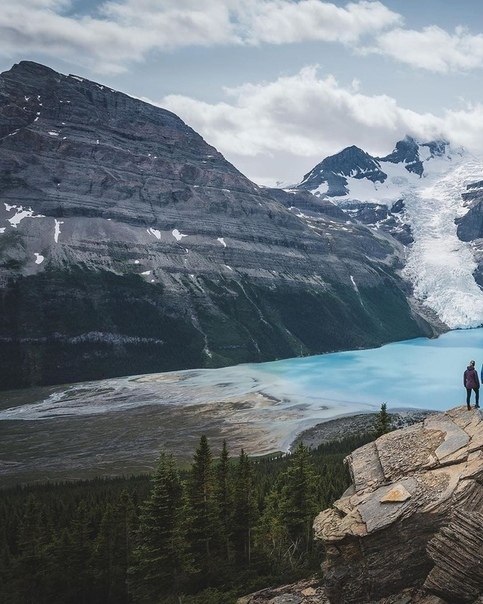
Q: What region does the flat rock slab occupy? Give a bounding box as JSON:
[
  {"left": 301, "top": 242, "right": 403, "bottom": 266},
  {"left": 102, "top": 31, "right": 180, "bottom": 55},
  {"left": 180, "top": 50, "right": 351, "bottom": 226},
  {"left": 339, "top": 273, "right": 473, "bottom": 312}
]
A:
[
  {"left": 348, "top": 441, "right": 385, "bottom": 491},
  {"left": 358, "top": 478, "right": 417, "bottom": 533},
  {"left": 380, "top": 483, "right": 412, "bottom": 503},
  {"left": 375, "top": 425, "right": 445, "bottom": 481},
  {"left": 424, "top": 416, "right": 470, "bottom": 462}
]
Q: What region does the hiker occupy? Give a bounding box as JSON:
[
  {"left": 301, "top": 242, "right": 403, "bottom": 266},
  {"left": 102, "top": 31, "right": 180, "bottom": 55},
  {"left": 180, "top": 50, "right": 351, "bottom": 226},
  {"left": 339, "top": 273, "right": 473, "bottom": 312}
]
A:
[{"left": 463, "top": 360, "right": 480, "bottom": 410}]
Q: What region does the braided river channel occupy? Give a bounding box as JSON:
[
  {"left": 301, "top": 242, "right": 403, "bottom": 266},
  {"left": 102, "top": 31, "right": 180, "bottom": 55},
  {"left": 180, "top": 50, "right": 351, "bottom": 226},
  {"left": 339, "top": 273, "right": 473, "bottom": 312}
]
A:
[{"left": 1, "top": 328, "right": 482, "bottom": 485}]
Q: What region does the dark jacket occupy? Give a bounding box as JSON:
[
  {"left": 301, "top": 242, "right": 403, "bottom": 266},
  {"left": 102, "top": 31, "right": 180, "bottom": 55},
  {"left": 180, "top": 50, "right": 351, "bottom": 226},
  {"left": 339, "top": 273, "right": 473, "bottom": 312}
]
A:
[{"left": 464, "top": 366, "right": 480, "bottom": 390}]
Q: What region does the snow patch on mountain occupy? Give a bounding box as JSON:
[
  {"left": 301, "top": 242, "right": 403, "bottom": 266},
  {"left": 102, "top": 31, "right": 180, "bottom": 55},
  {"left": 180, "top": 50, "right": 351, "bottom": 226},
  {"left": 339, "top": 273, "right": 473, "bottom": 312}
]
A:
[{"left": 54, "top": 219, "right": 63, "bottom": 243}]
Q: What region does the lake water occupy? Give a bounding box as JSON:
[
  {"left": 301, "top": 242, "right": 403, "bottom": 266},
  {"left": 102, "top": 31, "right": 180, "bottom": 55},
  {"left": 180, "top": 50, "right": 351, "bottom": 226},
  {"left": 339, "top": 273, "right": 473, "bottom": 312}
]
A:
[
  {"left": 251, "top": 327, "right": 483, "bottom": 413},
  {"left": 0, "top": 328, "right": 482, "bottom": 484},
  {"left": 1, "top": 327, "right": 482, "bottom": 437}
]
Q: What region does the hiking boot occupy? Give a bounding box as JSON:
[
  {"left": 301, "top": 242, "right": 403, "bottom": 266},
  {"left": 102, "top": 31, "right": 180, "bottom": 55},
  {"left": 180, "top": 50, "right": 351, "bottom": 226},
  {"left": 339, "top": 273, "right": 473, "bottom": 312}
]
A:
[{"left": 467, "top": 405, "right": 471, "bottom": 410}]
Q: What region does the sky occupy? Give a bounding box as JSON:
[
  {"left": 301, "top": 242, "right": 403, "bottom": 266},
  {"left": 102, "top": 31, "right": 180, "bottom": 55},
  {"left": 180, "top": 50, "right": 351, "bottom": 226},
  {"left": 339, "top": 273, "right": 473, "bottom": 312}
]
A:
[{"left": 3, "top": 1, "right": 483, "bottom": 185}]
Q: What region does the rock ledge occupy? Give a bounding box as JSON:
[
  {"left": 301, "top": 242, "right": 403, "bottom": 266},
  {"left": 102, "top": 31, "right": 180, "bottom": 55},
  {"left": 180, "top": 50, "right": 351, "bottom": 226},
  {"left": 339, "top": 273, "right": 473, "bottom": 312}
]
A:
[{"left": 314, "top": 406, "right": 483, "bottom": 603}]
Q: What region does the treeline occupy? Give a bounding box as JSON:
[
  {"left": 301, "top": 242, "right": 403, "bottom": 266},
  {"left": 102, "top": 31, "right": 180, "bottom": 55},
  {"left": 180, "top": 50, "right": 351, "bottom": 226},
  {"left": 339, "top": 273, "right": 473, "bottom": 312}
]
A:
[{"left": 0, "top": 432, "right": 373, "bottom": 604}]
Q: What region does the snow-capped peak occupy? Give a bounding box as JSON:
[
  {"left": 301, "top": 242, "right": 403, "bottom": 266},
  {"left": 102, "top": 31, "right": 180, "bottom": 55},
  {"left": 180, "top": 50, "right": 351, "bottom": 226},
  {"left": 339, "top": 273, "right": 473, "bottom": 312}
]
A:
[{"left": 295, "top": 137, "right": 483, "bottom": 330}]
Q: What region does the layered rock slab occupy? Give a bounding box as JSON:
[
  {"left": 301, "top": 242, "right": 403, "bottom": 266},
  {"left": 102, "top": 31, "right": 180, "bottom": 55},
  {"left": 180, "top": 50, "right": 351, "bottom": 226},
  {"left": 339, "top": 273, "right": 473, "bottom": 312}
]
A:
[{"left": 314, "top": 406, "right": 483, "bottom": 603}]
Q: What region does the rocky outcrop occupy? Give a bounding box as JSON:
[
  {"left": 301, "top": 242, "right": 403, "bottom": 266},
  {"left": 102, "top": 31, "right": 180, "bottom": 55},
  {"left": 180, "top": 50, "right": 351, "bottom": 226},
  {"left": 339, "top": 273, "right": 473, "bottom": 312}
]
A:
[
  {"left": 314, "top": 406, "right": 483, "bottom": 604},
  {"left": 0, "top": 61, "right": 440, "bottom": 389},
  {"left": 238, "top": 579, "right": 329, "bottom": 604}
]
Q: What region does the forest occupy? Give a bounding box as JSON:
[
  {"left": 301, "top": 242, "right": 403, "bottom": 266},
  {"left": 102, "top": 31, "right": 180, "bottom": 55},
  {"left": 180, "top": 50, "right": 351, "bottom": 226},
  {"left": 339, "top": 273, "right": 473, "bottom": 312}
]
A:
[{"left": 0, "top": 431, "right": 378, "bottom": 604}]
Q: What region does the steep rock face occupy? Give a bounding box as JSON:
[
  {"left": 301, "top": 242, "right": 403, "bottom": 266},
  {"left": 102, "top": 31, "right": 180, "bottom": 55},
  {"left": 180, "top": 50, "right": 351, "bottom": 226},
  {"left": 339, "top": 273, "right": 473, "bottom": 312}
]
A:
[
  {"left": 0, "top": 61, "right": 440, "bottom": 389},
  {"left": 313, "top": 407, "right": 483, "bottom": 604},
  {"left": 457, "top": 182, "right": 483, "bottom": 287}
]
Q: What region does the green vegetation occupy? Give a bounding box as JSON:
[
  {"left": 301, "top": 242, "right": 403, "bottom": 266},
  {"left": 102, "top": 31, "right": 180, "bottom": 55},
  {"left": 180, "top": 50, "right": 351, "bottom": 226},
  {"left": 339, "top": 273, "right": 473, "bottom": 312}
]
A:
[
  {"left": 0, "top": 432, "right": 374, "bottom": 604},
  {"left": 373, "top": 403, "right": 392, "bottom": 438},
  {"left": 0, "top": 268, "right": 427, "bottom": 390}
]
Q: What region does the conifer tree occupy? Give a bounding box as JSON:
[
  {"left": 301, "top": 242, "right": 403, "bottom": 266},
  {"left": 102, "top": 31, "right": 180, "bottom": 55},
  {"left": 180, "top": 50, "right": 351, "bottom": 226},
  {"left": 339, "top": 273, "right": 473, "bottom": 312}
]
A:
[
  {"left": 374, "top": 402, "right": 392, "bottom": 437},
  {"left": 232, "top": 450, "right": 257, "bottom": 564},
  {"left": 68, "top": 500, "right": 94, "bottom": 604},
  {"left": 15, "top": 495, "right": 49, "bottom": 603},
  {"left": 215, "top": 440, "right": 233, "bottom": 561},
  {"left": 91, "top": 502, "right": 133, "bottom": 604},
  {"left": 129, "top": 452, "right": 186, "bottom": 603},
  {"left": 278, "top": 443, "right": 319, "bottom": 561},
  {"left": 186, "top": 435, "right": 221, "bottom": 581}
]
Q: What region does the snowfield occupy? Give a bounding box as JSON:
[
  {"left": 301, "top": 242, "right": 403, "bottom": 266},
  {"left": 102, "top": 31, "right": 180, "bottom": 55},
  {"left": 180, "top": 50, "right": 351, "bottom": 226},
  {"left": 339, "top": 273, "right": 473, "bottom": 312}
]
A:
[
  {"left": 313, "top": 143, "right": 483, "bottom": 329},
  {"left": 402, "top": 157, "right": 483, "bottom": 328}
]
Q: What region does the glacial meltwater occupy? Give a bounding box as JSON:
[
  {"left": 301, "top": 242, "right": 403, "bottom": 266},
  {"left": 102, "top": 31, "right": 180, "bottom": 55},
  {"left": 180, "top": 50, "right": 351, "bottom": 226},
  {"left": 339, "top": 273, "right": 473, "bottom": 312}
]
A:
[{"left": 1, "top": 328, "right": 482, "bottom": 484}]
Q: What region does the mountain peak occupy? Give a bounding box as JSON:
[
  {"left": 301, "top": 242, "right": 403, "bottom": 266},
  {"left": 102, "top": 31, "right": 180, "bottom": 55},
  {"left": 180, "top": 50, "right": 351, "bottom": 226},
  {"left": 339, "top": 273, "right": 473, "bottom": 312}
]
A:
[
  {"left": 6, "top": 60, "right": 58, "bottom": 79},
  {"left": 298, "top": 144, "right": 385, "bottom": 196}
]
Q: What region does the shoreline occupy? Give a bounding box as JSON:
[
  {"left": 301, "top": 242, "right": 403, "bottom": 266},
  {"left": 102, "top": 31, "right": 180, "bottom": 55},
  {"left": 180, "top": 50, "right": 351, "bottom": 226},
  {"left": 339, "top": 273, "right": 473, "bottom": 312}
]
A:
[{"left": 290, "top": 408, "right": 436, "bottom": 451}]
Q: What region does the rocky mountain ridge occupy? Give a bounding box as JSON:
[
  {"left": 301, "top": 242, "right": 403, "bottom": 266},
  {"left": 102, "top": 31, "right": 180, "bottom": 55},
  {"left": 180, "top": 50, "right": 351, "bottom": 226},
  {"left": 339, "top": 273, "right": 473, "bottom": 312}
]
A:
[{"left": 0, "top": 61, "right": 440, "bottom": 389}]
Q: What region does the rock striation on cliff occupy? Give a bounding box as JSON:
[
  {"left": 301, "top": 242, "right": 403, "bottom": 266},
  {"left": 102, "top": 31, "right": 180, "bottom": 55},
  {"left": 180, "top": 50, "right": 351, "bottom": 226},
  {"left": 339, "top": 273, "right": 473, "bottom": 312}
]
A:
[
  {"left": 314, "top": 406, "right": 483, "bottom": 604},
  {"left": 0, "top": 61, "right": 440, "bottom": 389}
]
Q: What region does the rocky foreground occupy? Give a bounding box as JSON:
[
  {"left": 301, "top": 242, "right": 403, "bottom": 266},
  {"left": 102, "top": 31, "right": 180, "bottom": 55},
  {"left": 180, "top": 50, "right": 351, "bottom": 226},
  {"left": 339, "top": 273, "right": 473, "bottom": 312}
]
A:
[{"left": 241, "top": 406, "right": 483, "bottom": 603}]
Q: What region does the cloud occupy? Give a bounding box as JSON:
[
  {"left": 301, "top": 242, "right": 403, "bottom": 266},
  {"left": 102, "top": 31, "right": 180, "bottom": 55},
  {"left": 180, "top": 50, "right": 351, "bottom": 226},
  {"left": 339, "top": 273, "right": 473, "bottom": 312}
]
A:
[
  {"left": 237, "top": 0, "right": 401, "bottom": 45},
  {"left": 372, "top": 26, "right": 483, "bottom": 73},
  {"left": 159, "top": 66, "right": 483, "bottom": 184},
  {"left": 0, "top": 0, "right": 401, "bottom": 74},
  {"left": 160, "top": 66, "right": 441, "bottom": 180}
]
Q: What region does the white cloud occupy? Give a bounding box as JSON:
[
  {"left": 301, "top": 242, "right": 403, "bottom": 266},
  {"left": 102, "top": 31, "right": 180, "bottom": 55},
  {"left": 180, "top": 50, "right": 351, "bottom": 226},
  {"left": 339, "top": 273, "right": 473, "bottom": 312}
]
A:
[
  {"left": 160, "top": 66, "right": 444, "bottom": 182},
  {"left": 238, "top": 0, "right": 401, "bottom": 45},
  {"left": 0, "top": 0, "right": 401, "bottom": 74},
  {"left": 373, "top": 26, "right": 483, "bottom": 73},
  {"left": 159, "top": 66, "right": 483, "bottom": 184}
]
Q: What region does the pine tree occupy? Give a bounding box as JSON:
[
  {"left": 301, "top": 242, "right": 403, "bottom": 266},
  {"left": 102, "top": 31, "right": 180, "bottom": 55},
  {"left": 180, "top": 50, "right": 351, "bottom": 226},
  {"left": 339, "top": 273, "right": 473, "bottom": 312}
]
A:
[
  {"left": 186, "top": 435, "right": 221, "bottom": 582},
  {"left": 68, "top": 500, "right": 94, "bottom": 604},
  {"left": 257, "top": 444, "right": 319, "bottom": 570},
  {"left": 374, "top": 402, "right": 392, "bottom": 437},
  {"left": 91, "top": 491, "right": 137, "bottom": 604},
  {"left": 278, "top": 443, "right": 319, "bottom": 562},
  {"left": 232, "top": 450, "right": 257, "bottom": 565},
  {"left": 128, "top": 452, "right": 186, "bottom": 603},
  {"left": 215, "top": 440, "right": 233, "bottom": 561},
  {"left": 14, "top": 495, "right": 49, "bottom": 604}
]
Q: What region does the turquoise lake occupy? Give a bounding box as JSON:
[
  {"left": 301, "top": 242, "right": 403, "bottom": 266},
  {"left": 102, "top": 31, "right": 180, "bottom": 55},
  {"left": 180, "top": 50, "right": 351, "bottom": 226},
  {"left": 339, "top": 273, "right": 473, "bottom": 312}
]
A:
[
  {"left": 1, "top": 328, "right": 482, "bottom": 421},
  {"left": 250, "top": 327, "right": 483, "bottom": 413},
  {"left": 1, "top": 328, "right": 482, "bottom": 467}
]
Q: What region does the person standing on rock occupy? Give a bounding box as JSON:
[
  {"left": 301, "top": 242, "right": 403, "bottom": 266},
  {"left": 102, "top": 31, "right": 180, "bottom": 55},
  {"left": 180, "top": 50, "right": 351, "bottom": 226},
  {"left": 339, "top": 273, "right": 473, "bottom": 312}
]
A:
[{"left": 463, "top": 360, "right": 480, "bottom": 410}]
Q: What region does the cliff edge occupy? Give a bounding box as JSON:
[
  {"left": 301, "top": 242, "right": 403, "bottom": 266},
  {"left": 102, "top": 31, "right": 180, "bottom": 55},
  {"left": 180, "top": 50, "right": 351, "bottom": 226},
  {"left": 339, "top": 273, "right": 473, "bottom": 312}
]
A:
[
  {"left": 241, "top": 406, "right": 483, "bottom": 603},
  {"left": 315, "top": 405, "right": 482, "bottom": 603}
]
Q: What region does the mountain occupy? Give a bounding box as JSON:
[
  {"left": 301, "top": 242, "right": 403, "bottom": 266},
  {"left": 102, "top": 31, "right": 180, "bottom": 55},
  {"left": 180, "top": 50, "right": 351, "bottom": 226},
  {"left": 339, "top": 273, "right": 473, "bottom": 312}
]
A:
[
  {"left": 296, "top": 136, "right": 483, "bottom": 330},
  {"left": 0, "top": 61, "right": 442, "bottom": 389}
]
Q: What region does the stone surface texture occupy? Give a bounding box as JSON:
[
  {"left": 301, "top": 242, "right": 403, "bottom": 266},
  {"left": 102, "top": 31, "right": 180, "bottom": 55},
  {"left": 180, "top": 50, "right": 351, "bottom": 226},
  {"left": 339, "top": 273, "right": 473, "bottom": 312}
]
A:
[
  {"left": 313, "top": 406, "right": 483, "bottom": 603},
  {"left": 0, "top": 61, "right": 441, "bottom": 389}
]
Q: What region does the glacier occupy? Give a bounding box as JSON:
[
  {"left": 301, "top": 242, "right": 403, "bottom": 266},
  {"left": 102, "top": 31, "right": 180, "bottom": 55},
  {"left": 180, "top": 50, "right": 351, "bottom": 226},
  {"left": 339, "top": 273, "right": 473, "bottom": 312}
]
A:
[
  {"left": 304, "top": 140, "right": 483, "bottom": 329},
  {"left": 403, "top": 157, "right": 483, "bottom": 328}
]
